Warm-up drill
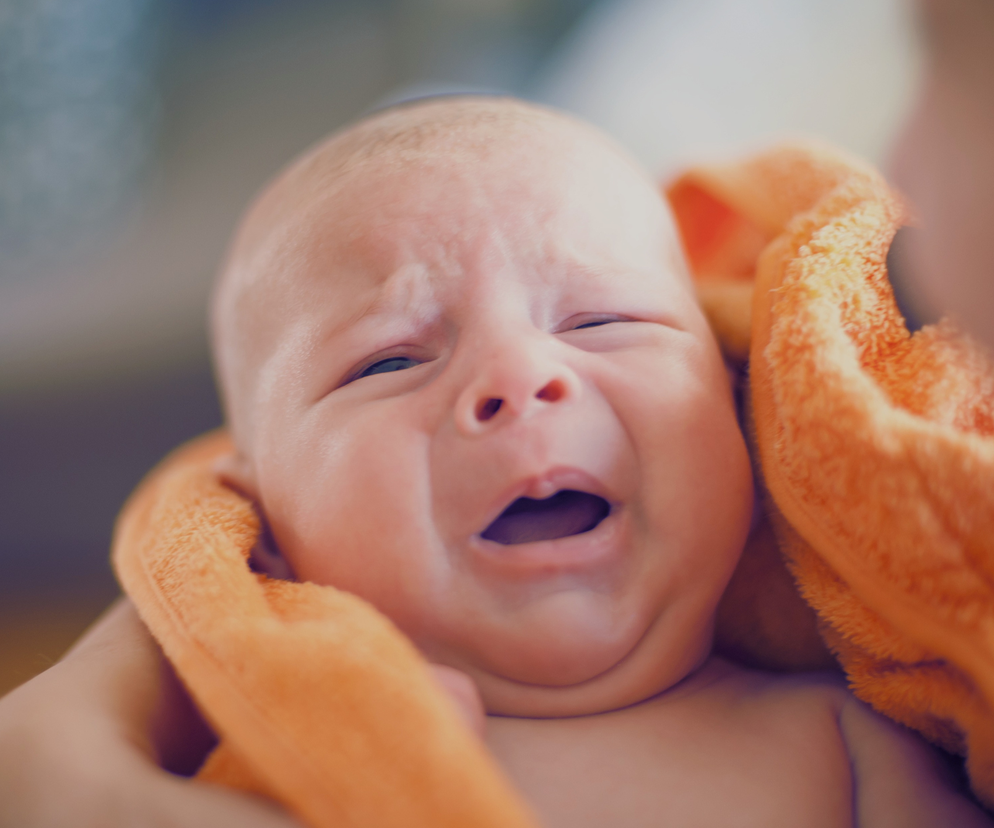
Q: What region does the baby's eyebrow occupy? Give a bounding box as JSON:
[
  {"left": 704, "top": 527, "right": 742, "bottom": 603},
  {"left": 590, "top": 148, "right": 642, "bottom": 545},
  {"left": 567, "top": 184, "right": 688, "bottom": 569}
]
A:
[
  {"left": 321, "top": 261, "right": 442, "bottom": 340},
  {"left": 374, "top": 262, "right": 442, "bottom": 323}
]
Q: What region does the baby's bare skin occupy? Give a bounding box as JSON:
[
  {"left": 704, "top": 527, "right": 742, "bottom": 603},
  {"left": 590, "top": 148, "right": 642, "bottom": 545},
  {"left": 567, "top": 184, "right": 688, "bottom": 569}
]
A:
[
  {"left": 488, "top": 660, "right": 852, "bottom": 828},
  {"left": 488, "top": 657, "right": 990, "bottom": 827},
  {"left": 210, "top": 97, "right": 989, "bottom": 826}
]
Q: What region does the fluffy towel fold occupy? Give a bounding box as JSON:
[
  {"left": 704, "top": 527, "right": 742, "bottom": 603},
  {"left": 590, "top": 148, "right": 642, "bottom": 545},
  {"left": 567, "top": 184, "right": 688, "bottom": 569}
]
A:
[
  {"left": 113, "top": 142, "right": 994, "bottom": 819},
  {"left": 670, "top": 143, "right": 994, "bottom": 806},
  {"left": 113, "top": 433, "right": 538, "bottom": 828}
]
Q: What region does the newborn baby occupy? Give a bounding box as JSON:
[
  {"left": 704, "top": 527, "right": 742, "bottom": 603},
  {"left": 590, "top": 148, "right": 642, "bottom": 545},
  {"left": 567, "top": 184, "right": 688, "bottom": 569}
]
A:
[{"left": 210, "top": 96, "right": 989, "bottom": 827}]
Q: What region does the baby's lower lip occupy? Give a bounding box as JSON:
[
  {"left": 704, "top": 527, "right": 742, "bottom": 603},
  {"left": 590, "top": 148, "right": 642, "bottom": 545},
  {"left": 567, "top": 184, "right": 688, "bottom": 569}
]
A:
[{"left": 469, "top": 506, "right": 628, "bottom": 575}]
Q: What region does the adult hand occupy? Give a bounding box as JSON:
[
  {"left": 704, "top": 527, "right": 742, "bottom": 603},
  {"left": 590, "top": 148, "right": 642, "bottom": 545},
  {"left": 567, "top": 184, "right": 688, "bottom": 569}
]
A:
[{"left": 0, "top": 598, "right": 302, "bottom": 828}]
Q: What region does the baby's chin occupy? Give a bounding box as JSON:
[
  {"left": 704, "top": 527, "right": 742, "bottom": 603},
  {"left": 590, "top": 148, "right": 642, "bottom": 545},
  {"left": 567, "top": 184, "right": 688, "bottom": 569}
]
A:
[{"left": 417, "top": 592, "right": 712, "bottom": 718}]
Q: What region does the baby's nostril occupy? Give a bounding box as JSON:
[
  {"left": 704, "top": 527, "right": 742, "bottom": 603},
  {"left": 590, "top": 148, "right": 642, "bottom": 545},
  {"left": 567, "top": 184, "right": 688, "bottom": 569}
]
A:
[
  {"left": 476, "top": 398, "right": 502, "bottom": 421},
  {"left": 536, "top": 379, "right": 564, "bottom": 403}
]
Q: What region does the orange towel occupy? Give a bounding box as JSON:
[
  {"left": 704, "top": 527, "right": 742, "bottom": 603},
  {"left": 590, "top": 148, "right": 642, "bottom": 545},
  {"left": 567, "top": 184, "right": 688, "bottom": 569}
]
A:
[
  {"left": 114, "top": 431, "right": 539, "bottom": 828},
  {"left": 112, "top": 142, "right": 994, "bottom": 819},
  {"left": 670, "top": 142, "right": 994, "bottom": 805}
]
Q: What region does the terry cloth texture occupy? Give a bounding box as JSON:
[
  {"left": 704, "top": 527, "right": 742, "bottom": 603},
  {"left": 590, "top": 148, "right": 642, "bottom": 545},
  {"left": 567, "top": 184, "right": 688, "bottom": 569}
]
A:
[
  {"left": 113, "top": 432, "right": 539, "bottom": 828},
  {"left": 670, "top": 143, "right": 994, "bottom": 806},
  {"left": 113, "top": 143, "right": 994, "bottom": 818}
]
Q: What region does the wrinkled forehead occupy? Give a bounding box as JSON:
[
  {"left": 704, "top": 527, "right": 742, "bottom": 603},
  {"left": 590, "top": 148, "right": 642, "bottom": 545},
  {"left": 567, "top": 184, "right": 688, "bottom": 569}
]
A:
[{"left": 238, "top": 116, "right": 669, "bottom": 286}]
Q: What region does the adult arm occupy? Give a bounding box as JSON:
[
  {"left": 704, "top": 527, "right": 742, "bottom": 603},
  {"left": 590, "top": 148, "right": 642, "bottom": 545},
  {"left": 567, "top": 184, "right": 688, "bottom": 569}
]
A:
[{"left": 0, "top": 598, "right": 302, "bottom": 828}]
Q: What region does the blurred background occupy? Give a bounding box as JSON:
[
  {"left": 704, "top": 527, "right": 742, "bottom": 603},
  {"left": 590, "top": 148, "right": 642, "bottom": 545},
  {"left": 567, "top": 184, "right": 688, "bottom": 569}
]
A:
[{"left": 0, "top": 0, "right": 920, "bottom": 693}]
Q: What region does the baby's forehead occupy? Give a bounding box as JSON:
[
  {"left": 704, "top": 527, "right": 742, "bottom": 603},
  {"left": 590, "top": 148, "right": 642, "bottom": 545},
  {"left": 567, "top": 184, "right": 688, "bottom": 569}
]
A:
[
  {"left": 247, "top": 154, "right": 675, "bottom": 327},
  {"left": 248, "top": 112, "right": 670, "bottom": 274}
]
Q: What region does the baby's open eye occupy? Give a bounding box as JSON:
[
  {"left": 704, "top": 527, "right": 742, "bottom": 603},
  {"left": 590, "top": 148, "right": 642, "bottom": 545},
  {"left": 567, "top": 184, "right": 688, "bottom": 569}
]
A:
[{"left": 356, "top": 356, "right": 421, "bottom": 379}]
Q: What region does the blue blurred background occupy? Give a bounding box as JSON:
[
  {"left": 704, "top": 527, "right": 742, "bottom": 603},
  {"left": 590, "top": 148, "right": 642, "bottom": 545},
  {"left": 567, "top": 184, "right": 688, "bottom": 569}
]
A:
[{"left": 0, "top": 0, "right": 919, "bottom": 692}]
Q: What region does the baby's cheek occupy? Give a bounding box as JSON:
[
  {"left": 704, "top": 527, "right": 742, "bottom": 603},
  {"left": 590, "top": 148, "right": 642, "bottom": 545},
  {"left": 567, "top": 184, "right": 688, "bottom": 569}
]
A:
[{"left": 649, "top": 369, "right": 752, "bottom": 554}]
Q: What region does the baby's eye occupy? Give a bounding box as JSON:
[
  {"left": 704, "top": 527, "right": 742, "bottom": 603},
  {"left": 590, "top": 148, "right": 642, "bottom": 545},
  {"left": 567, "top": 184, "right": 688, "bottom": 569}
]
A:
[
  {"left": 560, "top": 314, "right": 631, "bottom": 332},
  {"left": 356, "top": 355, "right": 421, "bottom": 379}
]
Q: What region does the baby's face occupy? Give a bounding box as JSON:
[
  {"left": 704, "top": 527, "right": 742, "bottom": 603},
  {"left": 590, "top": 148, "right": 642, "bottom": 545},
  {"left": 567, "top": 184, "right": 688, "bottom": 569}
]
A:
[{"left": 216, "top": 101, "right": 754, "bottom": 717}]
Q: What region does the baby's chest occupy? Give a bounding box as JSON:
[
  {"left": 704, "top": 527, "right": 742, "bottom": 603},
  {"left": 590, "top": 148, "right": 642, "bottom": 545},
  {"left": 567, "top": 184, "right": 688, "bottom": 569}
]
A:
[{"left": 486, "top": 699, "right": 854, "bottom": 828}]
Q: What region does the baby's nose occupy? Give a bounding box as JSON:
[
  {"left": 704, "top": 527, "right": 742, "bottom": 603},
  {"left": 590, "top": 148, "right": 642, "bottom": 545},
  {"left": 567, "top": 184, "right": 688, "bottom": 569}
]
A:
[{"left": 454, "top": 352, "right": 579, "bottom": 435}]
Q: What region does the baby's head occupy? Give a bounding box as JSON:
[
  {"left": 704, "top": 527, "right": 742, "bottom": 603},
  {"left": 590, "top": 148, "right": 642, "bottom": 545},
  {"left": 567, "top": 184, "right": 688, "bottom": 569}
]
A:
[{"left": 212, "top": 97, "right": 753, "bottom": 717}]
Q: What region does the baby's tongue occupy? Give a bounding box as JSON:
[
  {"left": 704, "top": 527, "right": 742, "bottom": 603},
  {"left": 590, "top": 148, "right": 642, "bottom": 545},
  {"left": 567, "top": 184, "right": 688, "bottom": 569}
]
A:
[{"left": 481, "top": 490, "right": 609, "bottom": 545}]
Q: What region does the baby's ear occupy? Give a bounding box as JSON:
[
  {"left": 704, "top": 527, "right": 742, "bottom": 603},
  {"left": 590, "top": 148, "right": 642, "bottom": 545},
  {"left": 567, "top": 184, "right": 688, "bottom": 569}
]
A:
[
  {"left": 214, "top": 452, "right": 296, "bottom": 581},
  {"left": 248, "top": 519, "right": 295, "bottom": 581},
  {"left": 213, "top": 452, "right": 260, "bottom": 502}
]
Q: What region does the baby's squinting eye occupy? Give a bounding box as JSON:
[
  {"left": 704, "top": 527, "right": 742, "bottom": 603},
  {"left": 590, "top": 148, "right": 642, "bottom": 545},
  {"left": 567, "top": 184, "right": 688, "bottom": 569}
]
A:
[
  {"left": 356, "top": 356, "right": 421, "bottom": 379},
  {"left": 561, "top": 314, "right": 632, "bottom": 332}
]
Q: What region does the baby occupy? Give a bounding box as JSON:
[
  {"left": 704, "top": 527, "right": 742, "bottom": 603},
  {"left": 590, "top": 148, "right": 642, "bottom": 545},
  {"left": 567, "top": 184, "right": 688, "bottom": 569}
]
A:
[{"left": 206, "top": 96, "right": 990, "bottom": 827}]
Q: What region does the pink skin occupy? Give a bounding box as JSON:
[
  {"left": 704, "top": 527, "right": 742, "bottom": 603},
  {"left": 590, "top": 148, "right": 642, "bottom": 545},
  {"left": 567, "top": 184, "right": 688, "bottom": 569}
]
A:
[
  {"left": 889, "top": 0, "right": 994, "bottom": 349},
  {"left": 215, "top": 100, "right": 754, "bottom": 719}
]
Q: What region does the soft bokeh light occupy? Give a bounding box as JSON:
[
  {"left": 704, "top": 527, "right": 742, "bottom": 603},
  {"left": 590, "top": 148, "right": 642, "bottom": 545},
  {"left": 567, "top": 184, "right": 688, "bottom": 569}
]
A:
[{"left": 0, "top": 0, "right": 161, "bottom": 271}]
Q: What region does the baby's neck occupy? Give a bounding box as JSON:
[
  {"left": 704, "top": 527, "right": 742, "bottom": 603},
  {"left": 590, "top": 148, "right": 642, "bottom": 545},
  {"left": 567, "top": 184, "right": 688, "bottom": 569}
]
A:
[{"left": 483, "top": 656, "right": 851, "bottom": 828}]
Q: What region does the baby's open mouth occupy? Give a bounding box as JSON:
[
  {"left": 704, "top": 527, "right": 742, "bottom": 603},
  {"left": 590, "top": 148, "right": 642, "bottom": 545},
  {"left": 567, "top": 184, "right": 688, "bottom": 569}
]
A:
[{"left": 480, "top": 490, "right": 611, "bottom": 545}]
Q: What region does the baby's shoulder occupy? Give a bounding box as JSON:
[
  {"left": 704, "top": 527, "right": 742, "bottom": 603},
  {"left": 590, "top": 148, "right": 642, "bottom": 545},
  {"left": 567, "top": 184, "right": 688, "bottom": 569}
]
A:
[
  {"left": 716, "top": 659, "right": 992, "bottom": 827},
  {"left": 702, "top": 655, "right": 852, "bottom": 718},
  {"left": 702, "top": 659, "right": 855, "bottom": 757}
]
